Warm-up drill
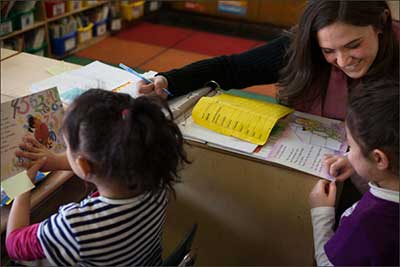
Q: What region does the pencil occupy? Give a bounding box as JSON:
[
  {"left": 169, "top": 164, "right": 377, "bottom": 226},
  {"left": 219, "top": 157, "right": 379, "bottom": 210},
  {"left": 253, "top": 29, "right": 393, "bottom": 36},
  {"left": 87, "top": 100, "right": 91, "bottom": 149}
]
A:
[{"left": 119, "top": 63, "right": 173, "bottom": 96}]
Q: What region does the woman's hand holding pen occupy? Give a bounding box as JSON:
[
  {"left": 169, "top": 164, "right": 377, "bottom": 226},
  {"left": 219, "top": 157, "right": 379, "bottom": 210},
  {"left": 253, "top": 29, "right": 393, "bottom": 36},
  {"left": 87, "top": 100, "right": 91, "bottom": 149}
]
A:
[
  {"left": 15, "top": 135, "right": 70, "bottom": 172},
  {"left": 324, "top": 154, "right": 354, "bottom": 182},
  {"left": 137, "top": 75, "right": 169, "bottom": 100}
]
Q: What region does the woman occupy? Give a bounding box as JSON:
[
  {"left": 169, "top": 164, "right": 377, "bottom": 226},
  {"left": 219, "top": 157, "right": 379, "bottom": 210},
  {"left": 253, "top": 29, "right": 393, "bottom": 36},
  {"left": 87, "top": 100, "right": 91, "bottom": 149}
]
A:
[{"left": 138, "top": 0, "right": 399, "bottom": 121}]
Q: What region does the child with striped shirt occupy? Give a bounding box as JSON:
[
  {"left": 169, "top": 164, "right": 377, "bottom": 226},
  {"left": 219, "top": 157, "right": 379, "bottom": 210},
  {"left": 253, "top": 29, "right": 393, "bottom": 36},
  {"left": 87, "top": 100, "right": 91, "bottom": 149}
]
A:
[{"left": 7, "top": 89, "right": 190, "bottom": 266}]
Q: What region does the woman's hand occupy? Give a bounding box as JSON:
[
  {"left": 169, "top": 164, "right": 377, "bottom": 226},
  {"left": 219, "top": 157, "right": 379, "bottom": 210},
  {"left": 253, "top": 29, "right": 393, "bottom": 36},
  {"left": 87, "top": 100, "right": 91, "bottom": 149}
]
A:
[
  {"left": 324, "top": 154, "right": 354, "bottom": 182},
  {"left": 15, "top": 135, "right": 69, "bottom": 172},
  {"left": 309, "top": 179, "right": 336, "bottom": 208},
  {"left": 137, "top": 75, "right": 169, "bottom": 99}
]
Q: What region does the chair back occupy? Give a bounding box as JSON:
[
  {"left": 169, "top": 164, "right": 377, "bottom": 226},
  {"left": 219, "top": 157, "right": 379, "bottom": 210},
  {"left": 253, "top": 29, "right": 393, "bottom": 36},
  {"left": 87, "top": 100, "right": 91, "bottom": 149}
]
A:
[{"left": 163, "top": 223, "right": 198, "bottom": 266}]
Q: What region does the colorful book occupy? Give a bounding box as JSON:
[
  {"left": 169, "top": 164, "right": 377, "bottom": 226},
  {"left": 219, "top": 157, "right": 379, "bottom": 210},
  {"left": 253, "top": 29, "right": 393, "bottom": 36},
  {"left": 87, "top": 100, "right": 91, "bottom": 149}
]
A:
[{"left": 1, "top": 87, "right": 65, "bottom": 199}]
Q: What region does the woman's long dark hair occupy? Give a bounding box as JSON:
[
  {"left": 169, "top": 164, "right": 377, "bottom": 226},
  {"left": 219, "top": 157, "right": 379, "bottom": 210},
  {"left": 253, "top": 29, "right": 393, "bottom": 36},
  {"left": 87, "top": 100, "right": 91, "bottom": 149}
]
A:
[{"left": 277, "top": 0, "right": 399, "bottom": 107}]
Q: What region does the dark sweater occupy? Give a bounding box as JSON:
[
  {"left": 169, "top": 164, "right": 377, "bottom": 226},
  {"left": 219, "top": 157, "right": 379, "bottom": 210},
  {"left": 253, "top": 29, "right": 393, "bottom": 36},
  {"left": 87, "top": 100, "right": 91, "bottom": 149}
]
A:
[{"left": 159, "top": 35, "right": 291, "bottom": 97}]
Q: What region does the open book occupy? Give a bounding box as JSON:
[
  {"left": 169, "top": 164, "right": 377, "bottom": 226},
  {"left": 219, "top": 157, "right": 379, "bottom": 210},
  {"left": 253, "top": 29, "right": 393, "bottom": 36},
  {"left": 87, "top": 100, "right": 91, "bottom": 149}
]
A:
[
  {"left": 179, "top": 92, "right": 347, "bottom": 180},
  {"left": 1, "top": 87, "right": 65, "bottom": 200}
]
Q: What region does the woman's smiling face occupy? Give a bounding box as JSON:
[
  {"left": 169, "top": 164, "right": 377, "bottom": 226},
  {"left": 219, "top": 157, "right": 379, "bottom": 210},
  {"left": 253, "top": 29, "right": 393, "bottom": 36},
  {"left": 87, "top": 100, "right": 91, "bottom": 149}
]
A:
[{"left": 317, "top": 22, "right": 380, "bottom": 79}]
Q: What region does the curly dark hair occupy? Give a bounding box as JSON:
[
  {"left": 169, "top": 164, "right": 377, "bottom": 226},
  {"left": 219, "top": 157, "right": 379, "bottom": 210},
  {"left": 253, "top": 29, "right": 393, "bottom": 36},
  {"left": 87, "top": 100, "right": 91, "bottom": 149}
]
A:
[
  {"left": 62, "top": 89, "right": 190, "bottom": 195},
  {"left": 346, "top": 78, "right": 399, "bottom": 175}
]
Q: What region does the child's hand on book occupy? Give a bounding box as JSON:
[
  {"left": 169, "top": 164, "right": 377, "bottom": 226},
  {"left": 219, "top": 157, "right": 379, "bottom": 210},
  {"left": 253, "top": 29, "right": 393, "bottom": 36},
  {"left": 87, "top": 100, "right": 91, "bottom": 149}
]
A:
[
  {"left": 15, "top": 135, "right": 61, "bottom": 172},
  {"left": 309, "top": 179, "right": 336, "bottom": 208},
  {"left": 324, "top": 154, "right": 354, "bottom": 182},
  {"left": 26, "top": 157, "right": 47, "bottom": 182}
]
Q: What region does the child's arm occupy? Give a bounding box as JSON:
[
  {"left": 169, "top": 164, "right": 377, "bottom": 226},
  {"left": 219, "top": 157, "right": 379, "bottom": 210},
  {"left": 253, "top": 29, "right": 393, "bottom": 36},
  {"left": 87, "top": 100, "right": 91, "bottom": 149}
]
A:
[
  {"left": 324, "top": 154, "right": 354, "bottom": 182},
  {"left": 6, "top": 158, "right": 47, "bottom": 261},
  {"left": 309, "top": 179, "right": 336, "bottom": 266},
  {"left": 15, "top": 135, "right": 71, "bottom": 171},
  {"left": 6, "top": 158, "right": 47, "bottom": 237}
]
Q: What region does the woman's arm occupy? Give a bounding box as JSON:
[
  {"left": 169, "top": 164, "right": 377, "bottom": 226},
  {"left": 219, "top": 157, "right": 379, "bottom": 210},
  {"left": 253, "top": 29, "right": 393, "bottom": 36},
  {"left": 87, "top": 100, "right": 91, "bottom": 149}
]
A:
[{"left": 159, "top": 35, "right": 291, "bottom": 97}]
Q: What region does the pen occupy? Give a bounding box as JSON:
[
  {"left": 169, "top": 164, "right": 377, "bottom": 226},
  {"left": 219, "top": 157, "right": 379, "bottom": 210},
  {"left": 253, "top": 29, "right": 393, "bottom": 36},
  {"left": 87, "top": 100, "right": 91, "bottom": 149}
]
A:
[{"left": 119, "top": 63, "right": 173, "bottom": 96}]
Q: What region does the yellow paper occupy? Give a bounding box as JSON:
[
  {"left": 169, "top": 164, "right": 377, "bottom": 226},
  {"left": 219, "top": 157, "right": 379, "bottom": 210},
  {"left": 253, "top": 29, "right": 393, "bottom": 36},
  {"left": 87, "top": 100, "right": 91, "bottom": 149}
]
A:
[
  {"left": 1, "top": 171, "right": 35, "bottom": 198},
  {"left": 192, "top": 94, "right": 293, "bottom": 145},
  {"left": 46, "top": 62, "right": 77, "bottom": 76}
]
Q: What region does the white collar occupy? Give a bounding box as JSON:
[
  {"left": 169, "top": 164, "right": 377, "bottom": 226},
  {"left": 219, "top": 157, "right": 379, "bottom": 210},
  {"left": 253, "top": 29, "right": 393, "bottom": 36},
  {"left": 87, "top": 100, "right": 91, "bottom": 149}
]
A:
[{"left": 369, "top": 182, "right": 399, "bottom": 203}]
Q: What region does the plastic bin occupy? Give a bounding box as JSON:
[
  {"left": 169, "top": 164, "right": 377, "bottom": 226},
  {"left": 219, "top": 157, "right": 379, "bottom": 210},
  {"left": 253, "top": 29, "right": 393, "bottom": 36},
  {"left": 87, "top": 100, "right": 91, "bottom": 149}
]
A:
[
  {"left": 45, "top": 0, "right": 66, "bottom": 18},
  {"left": 51, "top": 31, "right": 77, "bottom": 56},
  {"left": 121, "top": 1, "right": 144, "bottom": 21},
  {"left": 0, "top": 16, "right": 14, "bottom": 36},
  {"left": 14, "top": 9, "right": 35, "bottom": 30},
  {"left": 67, "top": 0, "right": 82, "bottom": 12},
  {"left": 26, "top": 43, "right": 48, "bottom": 57},
  {"left": 109, "top": 17, "right": 121, "bottom": 33},
  {"left": 93, "top": 19, "right": 107, "bottom": 37},
  {"left": 144, "top": 1, "right": 162, "bottom": 15},
  {"left": 83, "top": 0, "right": 99, "bottom": 7},
  {"left": 78, "top": 22, "right": 93, "bottom": 43}
]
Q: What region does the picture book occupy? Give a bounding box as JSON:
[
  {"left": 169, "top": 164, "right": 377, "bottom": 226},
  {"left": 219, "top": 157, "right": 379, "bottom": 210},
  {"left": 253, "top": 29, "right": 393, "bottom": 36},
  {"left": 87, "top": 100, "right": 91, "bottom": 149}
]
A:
[
  {"left": 265, "top": 111, "right": 348, "bottom": 180},
  {"left": 1, "top": 87, "right": 65, "bottom": 198}
]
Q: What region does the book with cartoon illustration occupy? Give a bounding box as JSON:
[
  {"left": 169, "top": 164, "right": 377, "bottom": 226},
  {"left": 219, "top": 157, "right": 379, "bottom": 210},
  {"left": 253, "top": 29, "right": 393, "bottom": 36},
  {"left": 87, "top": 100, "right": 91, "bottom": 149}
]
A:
[{"left": 1, "top": 87, "right": 65, "bottom": 202}]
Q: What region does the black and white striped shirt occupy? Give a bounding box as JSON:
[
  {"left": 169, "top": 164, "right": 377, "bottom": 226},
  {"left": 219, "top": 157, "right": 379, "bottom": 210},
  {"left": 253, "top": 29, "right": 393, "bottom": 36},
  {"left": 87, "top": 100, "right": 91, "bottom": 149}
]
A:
[{"left": 37, "top": 189, "right": 168, "bottom": 266}]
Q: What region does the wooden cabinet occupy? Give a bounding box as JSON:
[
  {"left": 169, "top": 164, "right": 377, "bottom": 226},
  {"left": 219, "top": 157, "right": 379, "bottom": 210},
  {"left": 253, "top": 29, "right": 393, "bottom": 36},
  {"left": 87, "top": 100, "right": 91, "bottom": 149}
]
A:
[
  {"left": 256, "top": 0, "right": 306, "bottom": 27},
  {"left": 169, "top": 0, "right": 306, "bottom": 28}
]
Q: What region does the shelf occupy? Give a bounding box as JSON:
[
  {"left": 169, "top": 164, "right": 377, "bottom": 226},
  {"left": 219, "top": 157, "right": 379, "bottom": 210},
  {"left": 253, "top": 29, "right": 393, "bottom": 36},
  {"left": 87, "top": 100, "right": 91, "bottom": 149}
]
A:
[
  {"left": 0, "top": 21, "right": 46, "bottom": 41},
  {"left": 53, "top": 32, "right": 110, "bottom": 59},
  {"left": 46, "top": 1, "right": 108, "bottom": 23}
]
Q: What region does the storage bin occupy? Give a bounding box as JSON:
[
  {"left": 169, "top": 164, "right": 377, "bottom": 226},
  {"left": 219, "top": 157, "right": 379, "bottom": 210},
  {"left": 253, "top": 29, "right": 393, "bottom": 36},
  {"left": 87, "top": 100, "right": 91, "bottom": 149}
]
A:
[
  {"left": 144, "top": 1, "right": 162, "bottom": 15},
  {"left": 93, "top": 19, "right": 107, "bottom": 37},
  {"left": 45, "top": 0, "right": 66, "bottom": 18},
  {"left": 14, "top": 9, "right": 35, "bottom": 30},
  {"left": 121, "top": 1, "right": 144, "bottom": 21},
  {"left": 26, "top": 43, "right": 48, "bottom": 57},
  {"left": 109, "top": 17, "right": 121, "bottom": 33},
  {"left": 0, "top": 16, "right": 14, "bottom": 36},
  {"left": 67, "top": 0, "right": 82, "bottom": 12},
  {"left": 51, "top": 31, "right": 77, "bottom": 56},
  {"left": 78, "top": 22, "right": 93, "bottom": 43},
  {"left": 82, "top": 0, "right": 99, "bottom": 7}
]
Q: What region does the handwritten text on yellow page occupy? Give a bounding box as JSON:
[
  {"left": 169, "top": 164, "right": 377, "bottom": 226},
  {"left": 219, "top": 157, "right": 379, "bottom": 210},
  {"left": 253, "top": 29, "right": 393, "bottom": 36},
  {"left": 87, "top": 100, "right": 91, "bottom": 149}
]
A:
[{"left": 192, "top": 94, "right": 293, "bottom": 145}]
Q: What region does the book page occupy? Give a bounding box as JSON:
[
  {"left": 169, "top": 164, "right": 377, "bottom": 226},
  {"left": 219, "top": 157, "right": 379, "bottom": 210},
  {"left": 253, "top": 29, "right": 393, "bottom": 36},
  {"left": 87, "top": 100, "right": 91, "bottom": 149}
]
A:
[
  {"left": 1, "top": 87, "right": 65, "bottom": 183},
  {"left": 265, "top": 112, "right": 347, "bottom": 180},
  {"left": 192, "top": 94, "right": 293, "bottom": 145}
]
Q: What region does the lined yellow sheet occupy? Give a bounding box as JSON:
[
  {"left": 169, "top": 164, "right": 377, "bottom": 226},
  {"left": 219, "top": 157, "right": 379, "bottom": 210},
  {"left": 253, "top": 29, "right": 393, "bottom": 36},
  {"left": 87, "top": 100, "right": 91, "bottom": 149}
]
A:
[{"left": 192, "top": 94, "right": 293, "bottom": 145}]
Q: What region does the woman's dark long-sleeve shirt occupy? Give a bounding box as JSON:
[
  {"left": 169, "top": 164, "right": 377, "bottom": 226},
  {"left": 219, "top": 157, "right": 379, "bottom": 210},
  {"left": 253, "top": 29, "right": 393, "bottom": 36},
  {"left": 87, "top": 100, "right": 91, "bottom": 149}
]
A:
[{"left": 159, "top": 35, "right": 291, "bottom": 97}]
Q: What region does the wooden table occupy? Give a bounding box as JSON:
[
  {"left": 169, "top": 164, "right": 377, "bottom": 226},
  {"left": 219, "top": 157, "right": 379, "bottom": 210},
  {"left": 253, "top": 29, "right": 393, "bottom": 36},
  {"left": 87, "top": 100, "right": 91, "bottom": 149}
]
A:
[
  {"left": 162, "top": 142, "right": 320, "bottom": 265},
  {"left": 0, "top": 48, "right": 19, "bottom": 61}
]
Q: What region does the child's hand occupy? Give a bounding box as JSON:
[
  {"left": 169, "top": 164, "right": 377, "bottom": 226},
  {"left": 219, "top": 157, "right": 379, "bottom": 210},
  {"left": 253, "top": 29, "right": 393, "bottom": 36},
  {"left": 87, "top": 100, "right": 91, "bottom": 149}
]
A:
[
  {"left": 15, "top": 135, "right": 61, "bottom": 172},
  {"left": 309, "top": 179, "right": 336, "bottom": 208},
  {"left": 26, "top": 157, "right": 47, "bottom": 182},
  {"left": 324, "top": 154, "right": 354, "bottom": 182}
]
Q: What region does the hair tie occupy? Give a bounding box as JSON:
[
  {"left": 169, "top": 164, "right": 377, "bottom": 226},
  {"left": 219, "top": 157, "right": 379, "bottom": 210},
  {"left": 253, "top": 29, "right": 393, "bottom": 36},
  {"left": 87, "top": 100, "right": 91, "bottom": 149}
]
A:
[{"left": 121, "top": 108, "right": 129, "bottom": 120}]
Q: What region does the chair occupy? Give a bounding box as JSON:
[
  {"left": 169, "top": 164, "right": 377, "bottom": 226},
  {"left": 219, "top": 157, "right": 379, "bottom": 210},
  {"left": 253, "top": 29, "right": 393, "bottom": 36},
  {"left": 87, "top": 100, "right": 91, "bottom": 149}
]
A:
[{"left": 163, "top": 223, "right": 198, "bottom": 266}]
